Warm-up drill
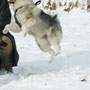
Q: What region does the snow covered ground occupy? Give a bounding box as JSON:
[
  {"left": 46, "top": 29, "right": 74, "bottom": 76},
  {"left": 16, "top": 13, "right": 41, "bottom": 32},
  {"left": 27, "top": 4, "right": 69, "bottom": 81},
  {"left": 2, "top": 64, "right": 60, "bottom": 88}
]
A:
[{"left": 0, "top": 1, "right": 90, "bottom": 90}]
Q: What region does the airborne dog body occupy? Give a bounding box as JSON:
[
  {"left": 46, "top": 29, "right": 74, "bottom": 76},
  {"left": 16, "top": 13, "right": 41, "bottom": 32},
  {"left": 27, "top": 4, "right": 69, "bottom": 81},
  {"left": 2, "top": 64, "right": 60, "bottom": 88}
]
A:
[{"left": 3, "top": 0, "right": 62, "bottom": 62}]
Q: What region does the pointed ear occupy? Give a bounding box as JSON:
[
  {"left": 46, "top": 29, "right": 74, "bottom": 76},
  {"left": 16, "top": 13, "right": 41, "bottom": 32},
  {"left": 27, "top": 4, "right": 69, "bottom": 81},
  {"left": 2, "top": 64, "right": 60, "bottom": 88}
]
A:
[{"left": 35, "top": 0, "right": 41, "bottom": 6}]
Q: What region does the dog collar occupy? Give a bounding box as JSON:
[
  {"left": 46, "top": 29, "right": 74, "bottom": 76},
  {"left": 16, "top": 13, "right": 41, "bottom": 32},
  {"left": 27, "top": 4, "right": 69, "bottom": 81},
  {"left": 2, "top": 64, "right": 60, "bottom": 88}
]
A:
[
  {"left": 35, "top": 0, "right": 41, "bottom": 5},
  {"left": 14, "top": 6, "right": 23, "bottom": 28}
]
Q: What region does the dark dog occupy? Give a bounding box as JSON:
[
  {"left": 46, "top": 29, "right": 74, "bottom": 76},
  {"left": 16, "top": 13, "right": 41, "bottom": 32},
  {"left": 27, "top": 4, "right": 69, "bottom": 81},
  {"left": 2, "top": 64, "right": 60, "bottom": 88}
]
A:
[{"left": 0, "top": 36, "right": 13, "bottom": 72}]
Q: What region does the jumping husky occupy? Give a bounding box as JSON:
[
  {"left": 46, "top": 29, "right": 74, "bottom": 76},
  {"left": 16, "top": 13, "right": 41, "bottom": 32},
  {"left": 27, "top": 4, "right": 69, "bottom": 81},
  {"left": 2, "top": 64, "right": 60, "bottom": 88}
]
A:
[{"left": 3, "top": 0, "right": 62, "bottom": 62}]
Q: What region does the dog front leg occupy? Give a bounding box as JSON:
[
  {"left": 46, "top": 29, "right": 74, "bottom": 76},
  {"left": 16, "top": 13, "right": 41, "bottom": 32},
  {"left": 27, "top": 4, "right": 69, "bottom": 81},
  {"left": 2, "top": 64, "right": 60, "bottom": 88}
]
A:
[
  {"left": 3, "top": 24, "right": 10, "bottom": 34},
  {"left": 48, "top": 49, "right": 55, "bottom": 63},
  {"left": 3, "top": 23, "right": 21, "bottom": 34},
  {"left": 22, "top": 25, "right": 27, "bottom": 37},
  {"left": 22, "top": 18, "right": 37, "bottom": 36}
]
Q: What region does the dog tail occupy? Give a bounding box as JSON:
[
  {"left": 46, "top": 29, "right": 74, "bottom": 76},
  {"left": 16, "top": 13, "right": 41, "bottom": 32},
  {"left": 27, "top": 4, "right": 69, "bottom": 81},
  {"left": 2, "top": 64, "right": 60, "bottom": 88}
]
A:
[{"left": 53, "top": 14, "right": 57, "bottom": 20}]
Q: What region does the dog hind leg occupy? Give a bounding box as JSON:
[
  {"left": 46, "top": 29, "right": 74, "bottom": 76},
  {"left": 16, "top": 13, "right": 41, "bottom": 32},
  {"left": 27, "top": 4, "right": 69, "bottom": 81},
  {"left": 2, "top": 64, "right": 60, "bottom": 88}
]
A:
[
  {"left": 48, "top": 31, "right": 61, "bottom": 56},
  {"left": 35, "top": 36, "right": 55, "bottom": 62}
]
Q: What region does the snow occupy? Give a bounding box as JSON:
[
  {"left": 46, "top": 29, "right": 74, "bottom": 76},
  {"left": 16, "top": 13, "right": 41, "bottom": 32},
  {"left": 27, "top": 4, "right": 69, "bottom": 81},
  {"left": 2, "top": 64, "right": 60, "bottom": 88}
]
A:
[{"left": 0, "top": 0, "right": 90, "bottom": 90}]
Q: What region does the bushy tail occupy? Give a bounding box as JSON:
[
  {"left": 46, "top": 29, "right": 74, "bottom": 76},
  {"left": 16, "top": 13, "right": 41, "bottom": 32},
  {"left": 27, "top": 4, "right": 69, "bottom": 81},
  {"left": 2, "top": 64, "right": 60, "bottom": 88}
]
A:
[{"left": 53, "top": 14, "right": 57, "bottom": 20}]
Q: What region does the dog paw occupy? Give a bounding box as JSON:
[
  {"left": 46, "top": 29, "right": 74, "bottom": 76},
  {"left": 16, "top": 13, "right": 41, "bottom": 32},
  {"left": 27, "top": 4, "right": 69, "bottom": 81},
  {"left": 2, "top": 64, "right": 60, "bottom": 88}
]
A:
[
  {"left": 22, "top": 32, "right": 27, "bottom": 37},
  {"left": 48, "top": 57, "right": 54, "bottom": 63},
  {"left": 3, "top": 29, "right": 9, "bottom": 34},
  {"left": 55, "top": 47, "right": 61, "bottom": 56},
  {"left": 49, "top": 60, "right": 52, "bottom": 63},
  {"left": 55, "top": 51, "right": 60, "bottom": 56}
]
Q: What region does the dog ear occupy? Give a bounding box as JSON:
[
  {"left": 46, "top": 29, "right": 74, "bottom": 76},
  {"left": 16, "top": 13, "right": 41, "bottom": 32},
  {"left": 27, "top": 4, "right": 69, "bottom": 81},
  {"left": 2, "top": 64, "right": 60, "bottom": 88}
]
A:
[{"left": 35, "top": 0, "right": 41, "bottom": 5}]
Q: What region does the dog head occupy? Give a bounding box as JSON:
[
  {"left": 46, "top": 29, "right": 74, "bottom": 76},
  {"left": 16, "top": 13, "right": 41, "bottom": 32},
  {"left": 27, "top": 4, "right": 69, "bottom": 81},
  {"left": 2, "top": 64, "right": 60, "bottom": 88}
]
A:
[
  {"left": 13, "top": 0, "right": 41, "bottom": 10},
  {"left": 10, "top": 0, "right": 41, "bottom": 5}
]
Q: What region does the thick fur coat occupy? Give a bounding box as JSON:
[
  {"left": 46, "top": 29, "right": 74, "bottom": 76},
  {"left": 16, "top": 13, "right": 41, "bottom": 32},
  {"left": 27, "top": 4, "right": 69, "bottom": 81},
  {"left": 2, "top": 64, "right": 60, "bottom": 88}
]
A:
[{"left": 3, "top": 0, "right": 62, "bottom": 62}]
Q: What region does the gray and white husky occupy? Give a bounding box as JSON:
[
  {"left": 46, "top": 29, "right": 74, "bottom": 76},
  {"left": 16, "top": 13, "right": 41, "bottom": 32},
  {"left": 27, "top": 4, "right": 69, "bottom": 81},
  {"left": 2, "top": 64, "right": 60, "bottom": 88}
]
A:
[{"left": 3, "top": 0, "right": 62, "bottom": 62}]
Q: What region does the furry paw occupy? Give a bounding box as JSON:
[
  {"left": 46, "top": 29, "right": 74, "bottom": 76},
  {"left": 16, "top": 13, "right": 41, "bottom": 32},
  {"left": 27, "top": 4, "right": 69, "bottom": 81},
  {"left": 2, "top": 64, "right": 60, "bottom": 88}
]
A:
[
  {"left": 22, "top": 32, "right": 27, "bottom": 37},
  {"left": 48, "top": 49, "right": 55, "bottom": 63},
  {"left": 3, "top": 29, "right": 9, "bottom": 34},
  {"left": 48, "top": 56, "right": 54, "bottom": 63},
  {"left": 49, "top": 60, "right": 53, "bottom": 63},
  {"left": 55, "top": 51, "right": 60, "bottom": 56},
  {"left": 55, "top": 47, "right": 61, "bottom": 56}
]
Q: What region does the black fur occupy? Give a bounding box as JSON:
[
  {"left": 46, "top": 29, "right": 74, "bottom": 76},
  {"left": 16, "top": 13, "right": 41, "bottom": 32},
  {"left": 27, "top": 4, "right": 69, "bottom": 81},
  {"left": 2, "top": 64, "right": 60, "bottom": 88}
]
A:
[
  {"left": 14, "top": 6, "right": 23, "bottom": 28},
  {"left": 39, "top": 11, "right": 58, "bottom": 26},
  {"left": 35, "top": 0, "right": 41, "bottom": 5}
]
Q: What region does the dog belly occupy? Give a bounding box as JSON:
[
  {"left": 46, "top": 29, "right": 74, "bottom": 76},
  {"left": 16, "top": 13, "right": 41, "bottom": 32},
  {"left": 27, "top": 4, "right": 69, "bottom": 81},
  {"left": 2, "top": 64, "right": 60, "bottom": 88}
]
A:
[{"left": 28, "top": 22, "right": 50, "bottom": 37}]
